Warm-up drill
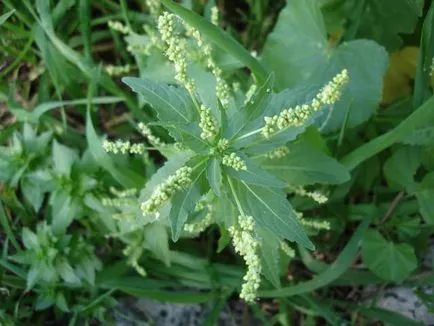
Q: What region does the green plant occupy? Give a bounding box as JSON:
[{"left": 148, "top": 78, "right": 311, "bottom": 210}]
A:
[{"left": 1, "top": 0, "right": 434, "bottom": 324}]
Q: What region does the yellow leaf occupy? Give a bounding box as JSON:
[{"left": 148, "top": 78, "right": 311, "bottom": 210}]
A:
[{"left": 382, "top": 47, "right": 419, "bottom": 105}]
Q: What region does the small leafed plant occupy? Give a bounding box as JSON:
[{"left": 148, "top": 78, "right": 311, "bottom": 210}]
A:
[{"left": 103, "top": 12, "right": 351, "bottom": 302}]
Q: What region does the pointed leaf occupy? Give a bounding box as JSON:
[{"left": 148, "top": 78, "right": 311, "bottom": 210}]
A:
[
  {"left": 262, "top": 141, "right": 350, "bottom": 186},
  {"left": 144, "top": 223, "right": 171, "bottom": 267},
  {"left": 207, "top": 158, "right": 222, "bottom": 196},
  {"left": 258, "top": 227, "right": 281, "bottom": 288},
  {"left": 169, "top": 163, "right": 207, "bottom": 241},
  {"left": 225, "top": 158, "right": 286, "bottom": 188},
  {"left": 52, "top": 140, "right": 78, "bottom": 177},
  {"left": 122, "top": 77, "right": 196, "bottom": 123},
  {"left": 229, "top": 179, "right": 313, "bottom": 250}
]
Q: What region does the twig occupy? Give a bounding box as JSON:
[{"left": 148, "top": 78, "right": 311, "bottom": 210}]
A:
[{"left": 381, "top": 191, "right": 405, "bottom": 224}]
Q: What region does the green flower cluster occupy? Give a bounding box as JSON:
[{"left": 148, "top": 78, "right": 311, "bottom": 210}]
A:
[
  {"left": 141, "top": 166, "right": 193, "bottom": 215},
  {"left": 107, "top": 20, "right": 130, "bottom": 34},
  {"left": 158, "top": 12, "right": 196, "bottom": 93},
  {"left": 222, "top": 153, "right": 247, "bottom": 171},
  {"left": 199, "top": 105, "right": 218, "bottom": 140},
  {"left": 138, "top": 122, "right": 165, "bottom": 147},
  {"left": 229, "top": 215, "right": 261, "bottom": 303},
  {"left": 280, "top": 241, "right": 296, "bottom": 258},
  {"left": 266, "top": 146, "right": 290, "bottom": 159},
  {"left": 102, "top": 140, "right": 145, "bottom": 155},
  {"left": 262, "top": 69, "right": 349, "bottom": 138},
  {"left": 105, "top": 64, "right": 131, "bottom": 76}
]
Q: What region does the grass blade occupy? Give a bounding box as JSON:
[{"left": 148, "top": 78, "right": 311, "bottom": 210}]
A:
[
  {"left": 10, "top": 97, "right": 123, "bottom": 123},
  {"left": 0, "top": 9, "right": 15, "bottom": 26},
  {"left": 341, "top": 95, "right": 434, "bottom": 170},
  {"left": 0, "top": 201, "right": 20, "bottom": 251},
  {"left": 259, "top": 215, "right": 372, "bottom": 297},
  {"left": 413, "top": 2, "right": 434, "bottom": 109}
]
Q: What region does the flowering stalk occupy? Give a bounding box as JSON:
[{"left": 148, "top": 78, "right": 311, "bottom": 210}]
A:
[
  {"left": 262, "top": 69, "right": 349, "bottom": 138},
  {"left": 141, "top": 166, "right": 193, "bottom": 215},
  {"left": 138, "top": 122, "right": 165, "bottom": 147},
  {"left": 103, "top": 140, "right": 145, "bottom": 155},
  {"left": 199, "top": 105, "right": 218, "bottom": 140},
  {"left": 229, "top": 215, "right": 261, "bottom": 302},
  {"left": 158, "top": 12, "right": 196, "bottom": 93}
]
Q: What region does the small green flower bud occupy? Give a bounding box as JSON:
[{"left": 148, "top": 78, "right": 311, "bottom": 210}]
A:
[
  {"left": 141, "top": 166, "right": 193, "bottom": 215},
  {"left": 222, "top": 152, "right": 247, "bottom": 171},
  {"left": 281, "top": 241, "right": 296, "bottom": 258},
  {"left": 199, "top": 105, "right": 218, "bottom": 140},
  {"left": 266, "top": 146, "right": 289, "bottom": 159},
  {"left": 108, "top": 20, "right": 130, "bottom": 34},
  {"left": 229, "top": 215, "right": 261, "bottom": 303}
]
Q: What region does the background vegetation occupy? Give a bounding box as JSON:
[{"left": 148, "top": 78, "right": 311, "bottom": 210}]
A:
[{"left": 1, "top": 0, "right": 434, "bottom": 325}]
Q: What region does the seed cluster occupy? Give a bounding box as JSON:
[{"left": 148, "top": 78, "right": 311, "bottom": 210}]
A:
[
  {"left": 186, "top": 23, "right": 231, "bottom": 107},
  {"left": 105, "top": 64, "right": 131, "bottom": 76},
  {"left": 229, "top": 215, "right": 261, "bottom": 303},
  {"left": 295, "top": 188, "right": 328, "bottom": 204},
  {"left": 262, "top": 69, "right": 349, "bottom": 138},
  {"left": 108, "top": 20, "right": 130, "bottom": 34},
  {"left": 297, "top": 212, "right": 331, "bottom": 231},
  {"left": 199, "top": 105, "right": 218, "bottom": 140},
  {"left": 158, "top": 13, "right": 196, "bottom": 93},
  {"left": 103, "top": 140, "right": 145, "bottom": 155},
  {"left": 184, "top": 213, "right": 212, "bottom": 233},
  {"left": 266, "top": 146, "right": 289, "bottom": 159},
  {"left": 211, "top": 6, "right": 219, "bottom": 26},
  {"left": 280, "top": 241, "right": 296, "bottom": 258},
  {"left": 138, "top": 122, "right": 165, "bottom": 147},
  {"left": 141, "top": 166, "right": 193, "bottom": 215},
  {"left": 222, "top": 153, "right": 247, "bottom": 171}
]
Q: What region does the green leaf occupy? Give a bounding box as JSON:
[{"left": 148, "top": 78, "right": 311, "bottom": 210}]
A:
[
  {"left": 144, "top": 223, "right": 171, "bottom": 267},
  {"left": 169, "top": 163, "right": 207, "bottom": 241},
  {"left": 0, "top": 201, "right": 20, "bottom": 251},
  {"left": 139, "top": 152, "right": 192, "bottom": 222},
  {"left": 122, "top": 77, "right": 196, "bottom": 123},
  {"left": 400, "top": 127, "right": 434, "bottom": 145},
  {"left": 361, "top": 230, "right": 417, "bottom": 282},
  {"left": 212, "top": 195, "right": 237, "bottom": 228},
  {"left": 161, "top": 0, "right": 268, "bottom": 84},
  {"left": 22, "top": 228, "right": 39, "bottom": 250},
  {"left": 52, "top": 140, "right": 78, "bottom": 177},
  {"left": 357, "top": 0, "right": 424, "bottom": 50},
  {"left": 262, "top": 141, "right": 350, "bottom": 186},
  {"left": 415, "top": 172, "right": 434, "bottom": 224},
  {"left": 261, "top": 0, "right": 388, "bottom": 131},
  {"left": 226, "top": 74, "right": 274, "bottom": 139},
  {"left": 21, "top": 178, "right": 45, "bottom": 212},
  {"left": 27, "top": 266, "right": 42, "bottom": 290},
  {"left": 51, "top": 191, "right": 80, "bottom": 234},
  {"left": 414, "top": 2, "right": 434, "bottom": 108},
  {"left": 260, "top": 215, "right": 372, "bottom": 297},
  {"left": 10, "top": 97, "right": 123, "bottom": 123},
  {"left": 258, "top": 227, "right": 281, "bottom": 288},
  {"left": 383, "top": 147, "right": 421, "bottom": 191},
  {"left": 0, "top": 9, "right": 15, "bottom": 26},
  {"left": 207, "top": 158, "right": 222, "bottom": 196},
  {"left": 57, "top": 259, "right": 81, "bottom": 285},
  {"left": 225, "top": 158, "right": 286, "bottom": 188},
  {"left": 341, "top": 96, "right": 434, "bottom": 171},
  {"left": 86, "top": 109, "right": 143, "bottom": 188},
  {"left": 229, "top": 178, "right": 314, "bottom": 250}
]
